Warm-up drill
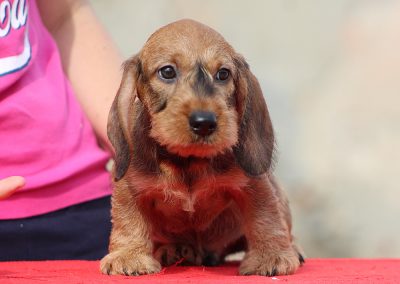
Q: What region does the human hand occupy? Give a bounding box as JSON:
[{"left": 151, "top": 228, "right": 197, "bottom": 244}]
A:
[{"left": 0, "top": 176, "right": 25, "bottom": 200}]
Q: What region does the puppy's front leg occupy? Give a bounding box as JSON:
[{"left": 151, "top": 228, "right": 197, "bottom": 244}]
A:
[
  {"left": 100, "top": 181, "right": 161, "bottom": 276},
  {"left": 239, "top": 177, "right": 301, "bottom": 276}
]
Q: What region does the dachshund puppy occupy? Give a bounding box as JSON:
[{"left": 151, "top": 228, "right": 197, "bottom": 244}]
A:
[{"left": 100, "top": 19, "right": 304, "bottom": 276}]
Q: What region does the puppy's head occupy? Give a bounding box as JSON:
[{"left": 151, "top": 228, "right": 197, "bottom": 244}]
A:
[{"left": 109, "top": 19, "right": 274, "bottom": 179}]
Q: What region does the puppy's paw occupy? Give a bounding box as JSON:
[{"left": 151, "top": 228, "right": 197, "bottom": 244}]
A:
[
  {"left": 100, "top": 251, "right": 161, "bottom": 276},
  {"left": 154, "top": 244, "right": 202, "bottom": 266},
  {"left": 239, "top": 248, "right": 301, "bottom": 276}
]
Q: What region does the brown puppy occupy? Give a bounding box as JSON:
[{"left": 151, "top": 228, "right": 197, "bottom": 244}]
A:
[{"left": 100, "top": 19, "right": 304, "bottom": 276}]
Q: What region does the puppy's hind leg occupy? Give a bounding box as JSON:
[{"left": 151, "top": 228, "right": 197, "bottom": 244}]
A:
[
  {"left": 154, "top": 243, "right": 202, "bottom": 266},
  {"left": 199, "top": 205, "right": 245, "bottom": 266}
]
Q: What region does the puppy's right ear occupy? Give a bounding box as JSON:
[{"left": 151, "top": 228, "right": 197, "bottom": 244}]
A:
[
  {"left": 108, "top": 56, "right": 140, "bottom": 181},
  {"left": 233, "top": 56, "right": 275, "bottom": 177}
]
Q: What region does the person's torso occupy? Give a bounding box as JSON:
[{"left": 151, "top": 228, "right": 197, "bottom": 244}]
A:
[{"left": 0, "top": 0, "right": 112, "bottom": 219}]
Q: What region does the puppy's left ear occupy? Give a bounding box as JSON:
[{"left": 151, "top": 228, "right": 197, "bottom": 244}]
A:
[
  {"left": 233, "top": 57, "right": 275, "bottom": 176},
  {"left": 108, "top": 56, "right": 140, "bottom": 181}
]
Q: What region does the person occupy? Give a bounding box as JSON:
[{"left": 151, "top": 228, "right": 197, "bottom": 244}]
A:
[{"left": 0, "top": 0, "right": 122, "bottom": 260}]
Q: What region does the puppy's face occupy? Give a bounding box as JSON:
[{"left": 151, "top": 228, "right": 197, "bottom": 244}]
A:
[
  {"left": 137, "top": 20, "right": 240, "bottom": 158},
  {"left": 110, "top": 19, "right": 274, "bottom": 179}
]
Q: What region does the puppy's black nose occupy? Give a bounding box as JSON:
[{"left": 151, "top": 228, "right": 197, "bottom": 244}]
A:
[{"left": 189, "top": 111, "right": 217, "bottom": 137}]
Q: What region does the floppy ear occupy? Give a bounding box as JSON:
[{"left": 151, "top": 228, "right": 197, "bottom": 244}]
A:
[
  {"left": 108, "top": 56, "right": 140, "bottom": 181},
  {"left": 233, "top": 57, "right": 275, "bottom": 177}
]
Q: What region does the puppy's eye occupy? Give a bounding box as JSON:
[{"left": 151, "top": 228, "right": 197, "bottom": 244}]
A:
[
  {"left": 158, "top": 65, "right": 177, "bottom": 80},
  {"left": 215, "top": 68, "right": 230, "bottom": 81}
]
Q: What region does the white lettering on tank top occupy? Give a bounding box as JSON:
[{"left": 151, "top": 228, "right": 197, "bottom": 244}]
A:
[{"left": 0, "top": 0, "right": 31, "bottom": 76}]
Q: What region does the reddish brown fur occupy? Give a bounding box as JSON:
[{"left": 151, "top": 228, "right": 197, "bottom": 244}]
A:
[{"left": 100, "top": 19, "right": 303, "bottom": 276}]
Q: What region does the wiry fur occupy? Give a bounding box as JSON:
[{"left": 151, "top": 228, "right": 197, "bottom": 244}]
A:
[{"left": 100, "top": 19, "right": 304, "bottom": 276}]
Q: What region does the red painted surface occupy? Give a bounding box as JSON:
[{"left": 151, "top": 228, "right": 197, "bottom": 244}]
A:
[{"left": 0, "top": 259, "right": 399, "bottom": 283}]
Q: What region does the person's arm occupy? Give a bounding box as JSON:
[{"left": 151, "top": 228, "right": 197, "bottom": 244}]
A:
[{"left": 36, "top": 0, "right": 123, "bottom": 153}]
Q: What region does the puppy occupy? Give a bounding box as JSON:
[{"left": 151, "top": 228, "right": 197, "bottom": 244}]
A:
[{"left": 100, "top": 19, "right": 304, "bottom": 276}]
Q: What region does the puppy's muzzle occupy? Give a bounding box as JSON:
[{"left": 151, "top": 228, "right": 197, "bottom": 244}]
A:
[{"left": 189, "top": 111, "right": 217, "bottom": 137}]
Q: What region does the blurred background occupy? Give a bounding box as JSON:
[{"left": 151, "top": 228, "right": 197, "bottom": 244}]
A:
[{"left": 91, "top": 0, "right": 400, "bottom": 258}]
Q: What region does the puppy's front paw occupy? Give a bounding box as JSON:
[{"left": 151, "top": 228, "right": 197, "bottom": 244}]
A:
[
  {"left": 239, "top": 248, "right": 301, "bottom": 276},
  {"left": 100, "top": 251, "right": 161, "bottom": 276}
]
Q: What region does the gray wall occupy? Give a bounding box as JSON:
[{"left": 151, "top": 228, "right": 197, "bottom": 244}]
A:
[{"left": 92, "top": 0, "right": 400, "bottom": 258}]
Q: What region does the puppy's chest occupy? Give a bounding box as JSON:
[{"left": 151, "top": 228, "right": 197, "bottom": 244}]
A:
[{"left": 137, "top": 160, "right": 248, "bottom": 230}]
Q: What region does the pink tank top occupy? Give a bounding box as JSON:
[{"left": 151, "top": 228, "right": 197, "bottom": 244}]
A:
[{"left": 0, "top": 0, "right": 112, "bottom": 219}]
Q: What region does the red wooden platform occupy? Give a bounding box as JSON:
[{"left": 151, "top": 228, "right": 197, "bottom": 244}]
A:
[{"left": 0, "top": 259, "right": 399, "bottom": 283}]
